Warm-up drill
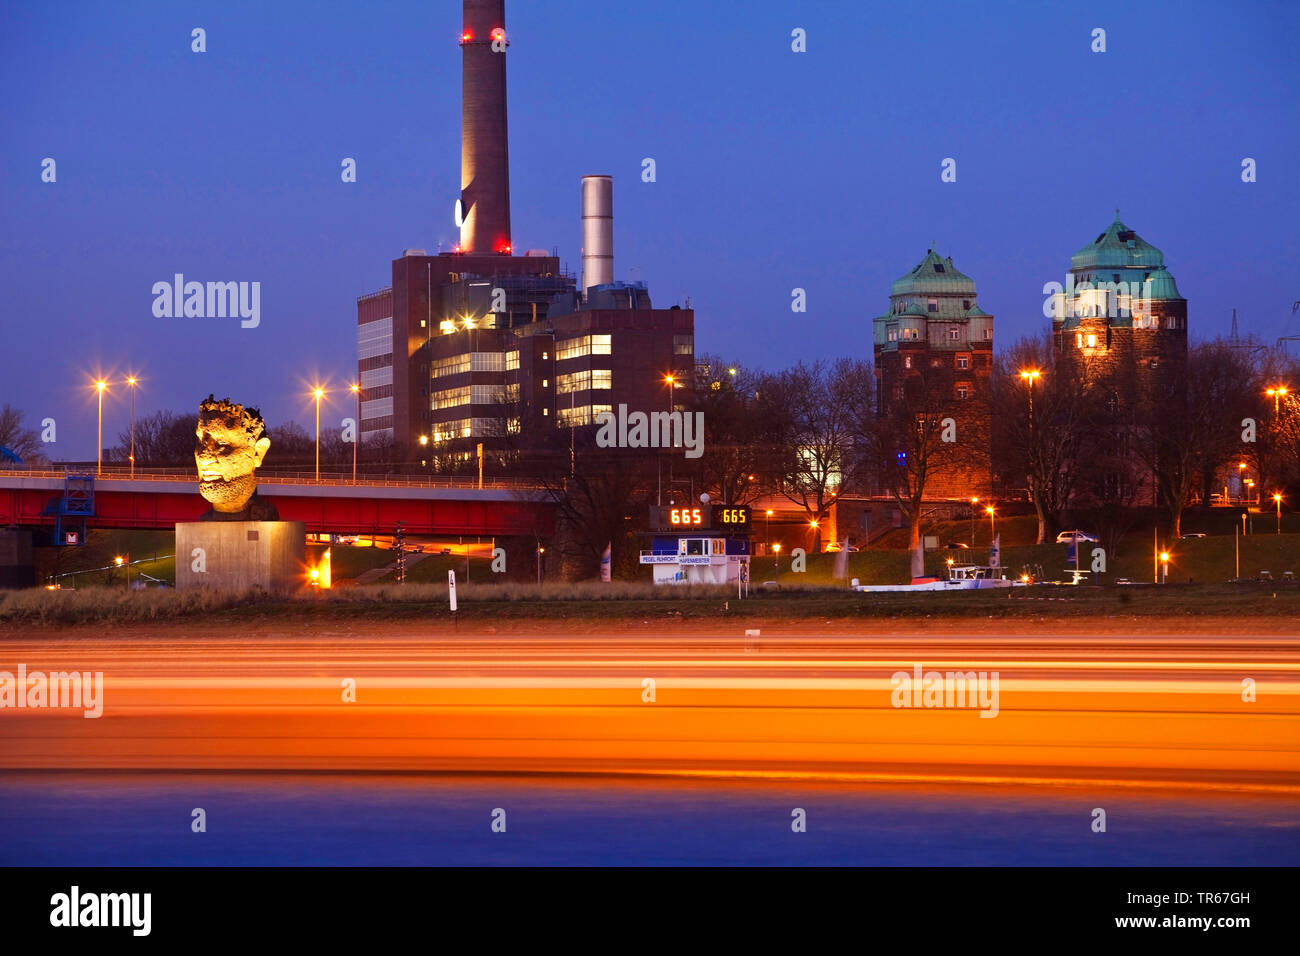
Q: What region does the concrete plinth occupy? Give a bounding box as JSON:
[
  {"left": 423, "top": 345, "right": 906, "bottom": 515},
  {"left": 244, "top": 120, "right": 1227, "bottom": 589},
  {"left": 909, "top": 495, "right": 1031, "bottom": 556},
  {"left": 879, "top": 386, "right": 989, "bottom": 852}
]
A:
[
  {"left": 175, "top": 521, "right": 306, "bottom": 592},
  {"left": 0, "top": 528, "right": 35, "bottom": 590}
]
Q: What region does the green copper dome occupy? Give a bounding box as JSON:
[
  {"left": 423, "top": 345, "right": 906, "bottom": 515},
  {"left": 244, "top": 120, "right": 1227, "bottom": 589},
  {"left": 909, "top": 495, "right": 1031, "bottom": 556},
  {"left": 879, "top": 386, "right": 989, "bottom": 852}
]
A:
[
  {"left": 890, "top": 249, "right": 977, "bottom": 296},
  {"left": 1071, "top": 211, "right": 1166, "bottom": 272},
  {"left": 1144, "top": 267, "right": 1182, "bottom": 300}
]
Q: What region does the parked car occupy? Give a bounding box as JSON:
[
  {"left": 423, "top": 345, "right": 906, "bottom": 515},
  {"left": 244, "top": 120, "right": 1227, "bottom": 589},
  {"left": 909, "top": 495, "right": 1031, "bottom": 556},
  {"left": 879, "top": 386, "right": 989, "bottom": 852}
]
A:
[
  {"left": 1055, "top": 530, "right": 1098, "bottom": 544},
  {"left": 1180, "top": 533, "right": 1206, "bottom": 539},
  {"left": 945, "top": 542, "right": 970, "bottom": 550}
]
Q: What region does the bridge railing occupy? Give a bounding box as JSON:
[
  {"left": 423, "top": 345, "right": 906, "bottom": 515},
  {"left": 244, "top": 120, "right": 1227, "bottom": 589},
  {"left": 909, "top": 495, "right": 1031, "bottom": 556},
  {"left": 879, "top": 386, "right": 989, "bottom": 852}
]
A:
[{"left": 0, "top": 467, "right": 548, "bottom": 491}]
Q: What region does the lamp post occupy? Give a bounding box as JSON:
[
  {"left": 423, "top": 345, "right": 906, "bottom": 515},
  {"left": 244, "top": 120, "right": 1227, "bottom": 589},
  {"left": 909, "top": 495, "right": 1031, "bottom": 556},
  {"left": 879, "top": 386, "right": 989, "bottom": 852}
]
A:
[
  {"left": 126, "top": 376, "right": 138, "bottom": 478},
  {"left": 350, "top": 383, "right": 360, "bottom": 484},
  {"left": 773, "top": 542, "right": 781, "bottom": 581},
  {"left": 536, "top": 545, "right": 544, "bottom": 586},
  {"left": 1159, "top": 551, "right": 1169, "bottom": 585},
  {"left": 1238, "top": 462, "right": 1248, "bottom": 504},
  {"left": 809, "top": 519, "right": 819, "bottom": 553},
  {"left": 765, "top": 509, "right": 773, "bottom": 554},
  {"left": 313, "top": 387, "right": 324, "bottom": 481},
  {"left": 94, "top": 380, "right": 107, "bottom": 477},
  {"left": 1274, "top": 493, "right": 1283, "bottom": 535},
  {"left": 969, "top": 496, "right": 979, "bottom": 547},
  {"left": 1267, "top": 385, "right": 1289, "bottom": 415},
  {"left": 986, "top": 504, "right": 996, "bottom": 542},
  {"left": 657, "top": 373, "right": 677, "bottom": 506}
]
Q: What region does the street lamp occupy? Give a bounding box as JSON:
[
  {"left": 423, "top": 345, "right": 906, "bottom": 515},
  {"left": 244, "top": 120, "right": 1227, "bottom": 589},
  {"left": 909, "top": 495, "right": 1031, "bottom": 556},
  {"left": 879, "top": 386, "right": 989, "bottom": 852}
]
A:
[
  {"left": 969, "top": 496, "right": 979, "bottom": 547},
  {"left": 1274, "top": 493, "right": 1283, "bottom": 535},
  {"left": 1159, "top": 551, "right": 1169, "bottom": 585},
  {"left": 809, "top": 519, "right": 819, "bottom": 553},
  {"left": 312, "top": 387, "right": 325, "bottom": 481},
  {"left": 126, "top": 375, "right": 138, "bottom": 478},
  {"left": 93, "top": 379, "right": 108, "bottom": 477},
  {"left": 773, "top": 542, "right": 782, "bottom": 580},
  {"left": 765, "top": 509, "right": 774, "bottom": 554},
  {"left": 349, "top": 383, "right": 361, "bottom": 484},
  {"left": 536, "top": 545, "right": 544, "bottom": 586},
  {"left": 985, "top": 504, "right": 996, "bottom": 542},
  {"left": 1266, "top": 385, "right": 1289, "bottom": 415}
]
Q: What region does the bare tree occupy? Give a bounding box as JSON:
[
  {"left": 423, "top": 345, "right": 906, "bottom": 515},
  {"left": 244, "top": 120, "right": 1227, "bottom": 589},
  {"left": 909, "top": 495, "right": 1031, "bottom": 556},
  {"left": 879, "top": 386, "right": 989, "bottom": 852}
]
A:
[
  {"left": 0, "top": 405, "right": 45, "bottom": 465},
  {"left": 761, "top": 359, "right": 873, "bottom": 552},
  {"left": 111, "top": 409, "right": 194, "bottom": 467},
  {"left": 872, "top": 361, "right": 980, "bottom": 578},
  {"left": 992, "top": 335, "right": 1090, "bottom": 543}
]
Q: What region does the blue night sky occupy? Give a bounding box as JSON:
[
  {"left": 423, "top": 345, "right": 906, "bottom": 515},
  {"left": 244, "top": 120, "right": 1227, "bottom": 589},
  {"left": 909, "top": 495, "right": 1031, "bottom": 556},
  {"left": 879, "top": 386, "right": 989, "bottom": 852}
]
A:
[{"left": 2, "top": 0, "right": 1297, "bottom": 459}]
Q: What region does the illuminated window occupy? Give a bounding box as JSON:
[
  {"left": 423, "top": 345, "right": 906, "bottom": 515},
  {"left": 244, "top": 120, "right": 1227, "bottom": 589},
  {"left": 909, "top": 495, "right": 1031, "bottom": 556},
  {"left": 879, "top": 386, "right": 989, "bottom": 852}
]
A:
[
  {"left": 432, "top": 353, "right": 471, "bottom": 377},
  {"left": 471, "top": 384, "right": 504, "bottom": 405},
  {"left": 470, "top": 352, "right": 504, "bottom": 372},
  {"left": 956, "top": 385, "right": 969, "bottom": 400},
  {"left": 1086, "top": 333, "right": 1097, "bottom": 348},
  {"left": 984, "top": 329, "right": 992, "bottom": 340},
  {"left": 432, "top": 386, "right": 470, "bottom": 410},
  {"left": 1076, "top": 333, "right": 1083, "bottom": 348},
  {"left": 557, "top": 369, "right": 613, "bottom": 394},
  {"left": 887, "top": 327, "right": 898, "bottom": 342},
  {"left": 506, "top": 350, "right": 520, "bottom": 371},
  {"left": 956, "top": 355, "right": 970, "bottom": 370},
  {"left": 673, "top": 334, "right": 693, "bottom": 355},
  {"left": 904, "top": 355, "right": 912, "bottom": 369}
]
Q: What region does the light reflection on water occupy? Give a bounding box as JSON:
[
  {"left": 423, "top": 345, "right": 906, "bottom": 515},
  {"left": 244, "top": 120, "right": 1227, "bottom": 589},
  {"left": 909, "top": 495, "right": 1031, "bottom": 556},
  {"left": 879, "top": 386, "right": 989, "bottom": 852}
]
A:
[{"left": 1, "top": 773, "right": 1296, "bottom": 866}]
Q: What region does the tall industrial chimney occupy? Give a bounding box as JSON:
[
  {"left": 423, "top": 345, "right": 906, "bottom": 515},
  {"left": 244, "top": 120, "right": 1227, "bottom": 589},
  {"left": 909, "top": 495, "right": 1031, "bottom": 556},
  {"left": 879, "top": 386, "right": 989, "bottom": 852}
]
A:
[
  {"left": 581, "top": 175, "right": 613, "bottom": 292},
  {"left": 460, "top": 0, "right": 511, "bottom": 254}
]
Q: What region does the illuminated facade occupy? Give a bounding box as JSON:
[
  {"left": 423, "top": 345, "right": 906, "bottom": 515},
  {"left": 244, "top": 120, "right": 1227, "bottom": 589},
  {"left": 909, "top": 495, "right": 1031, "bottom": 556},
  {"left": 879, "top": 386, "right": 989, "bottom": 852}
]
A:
[{"left": 873, "top": 248, "right": 994, "bottom": 498}]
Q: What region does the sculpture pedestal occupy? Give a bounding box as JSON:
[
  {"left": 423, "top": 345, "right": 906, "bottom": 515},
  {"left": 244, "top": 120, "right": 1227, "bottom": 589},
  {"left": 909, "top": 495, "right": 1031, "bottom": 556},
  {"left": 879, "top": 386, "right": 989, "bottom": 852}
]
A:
[{"left": 175, "top": 521, "right": 306, "bottom": 592}]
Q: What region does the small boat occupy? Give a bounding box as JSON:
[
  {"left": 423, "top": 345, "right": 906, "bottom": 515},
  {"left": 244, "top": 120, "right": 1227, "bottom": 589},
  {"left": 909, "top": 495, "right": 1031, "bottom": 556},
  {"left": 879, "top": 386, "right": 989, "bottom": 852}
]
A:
[{"left": 851, "top": 563, "right": 1019, "bottom": 593}]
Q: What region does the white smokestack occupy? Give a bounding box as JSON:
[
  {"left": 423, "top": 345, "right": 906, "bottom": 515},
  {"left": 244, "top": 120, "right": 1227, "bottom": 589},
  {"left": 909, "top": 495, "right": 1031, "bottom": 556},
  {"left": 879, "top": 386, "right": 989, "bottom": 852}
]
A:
[{"left": 581, "top": 175, "right": 613, "bottom": 293}]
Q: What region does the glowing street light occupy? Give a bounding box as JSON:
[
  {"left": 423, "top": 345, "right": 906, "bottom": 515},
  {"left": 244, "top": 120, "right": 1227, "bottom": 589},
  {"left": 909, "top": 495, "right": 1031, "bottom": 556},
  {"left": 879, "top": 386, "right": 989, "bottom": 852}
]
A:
[
  {"left": 93, "top": 379, "right": 108, "bottom": 477},
  {"left": 985, "top": 504, "right": 996, "bottom": 541},
  {"left": 1159, "top": 551, "right": 1170, "bottom": 585},
  {"left": 312, "top": 387, "right": 325, "bottom": 481},
  {"left": 1266, "top": 385, "right": 1289, "bottom": 415},
  {"left": 1274, "top": 492, "right": 1283, "bottom": 535},
  {"left": 970, "top": 496, "right": 980, "bottom": 547},
  {"left": 350, "top": 383, "right": 361, "bottom": 484}
]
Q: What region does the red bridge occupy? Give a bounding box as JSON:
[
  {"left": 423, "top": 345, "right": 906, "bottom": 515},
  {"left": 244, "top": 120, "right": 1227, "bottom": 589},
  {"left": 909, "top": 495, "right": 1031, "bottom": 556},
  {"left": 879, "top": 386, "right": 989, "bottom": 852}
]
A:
[{"left": 0, "top": 469, "right": 557, "bottom": 538}]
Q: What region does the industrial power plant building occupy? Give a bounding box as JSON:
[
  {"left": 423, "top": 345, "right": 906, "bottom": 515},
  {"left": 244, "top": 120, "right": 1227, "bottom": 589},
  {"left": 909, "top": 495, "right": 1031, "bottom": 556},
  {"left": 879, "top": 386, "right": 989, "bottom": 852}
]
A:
[{"left": 357, "top": 0, "right": 693, "bottom": 461}]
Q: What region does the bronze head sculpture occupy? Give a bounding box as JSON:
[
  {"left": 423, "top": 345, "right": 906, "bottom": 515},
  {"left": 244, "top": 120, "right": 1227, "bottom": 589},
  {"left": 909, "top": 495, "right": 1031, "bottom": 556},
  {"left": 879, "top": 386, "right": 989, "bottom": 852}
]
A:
[{"left": 195, "top": 395, "right": 277, "bottom": 519}]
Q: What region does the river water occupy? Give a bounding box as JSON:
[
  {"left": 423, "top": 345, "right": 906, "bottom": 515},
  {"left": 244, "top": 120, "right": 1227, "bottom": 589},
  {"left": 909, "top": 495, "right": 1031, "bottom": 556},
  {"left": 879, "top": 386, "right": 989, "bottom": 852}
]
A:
[{"left": 2, "top": 773, "right": 1296, "bottom": 866}]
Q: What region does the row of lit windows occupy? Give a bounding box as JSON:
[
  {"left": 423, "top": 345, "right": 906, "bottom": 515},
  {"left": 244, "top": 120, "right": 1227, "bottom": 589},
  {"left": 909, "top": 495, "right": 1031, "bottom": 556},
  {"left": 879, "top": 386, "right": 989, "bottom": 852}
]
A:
[
  {"left": 556, "top": 369, "right": 613, "bottom": 394},
  {"left": 556, "top": 404, "right": 614, "bottom": 427},
  {"left": 430, "top": 418, "right": 501, "bottom": 442},
  {"left": 890, "top": 385, "right": 972, "bottom": 400},
  {"left": 432, "top": 352, "right": 506, "bottom": 378},
  {"left": 902, "top": 354, "right": 971, "bottom": 370},
  {"left": 555, "top": 334, "right": 612, "bottom": 361},
  {"left": 431, "top": 385, "right": 507, "bottom": 409},
  {"left": 892, "top": 299, "right": 974, "bottom": 314}
]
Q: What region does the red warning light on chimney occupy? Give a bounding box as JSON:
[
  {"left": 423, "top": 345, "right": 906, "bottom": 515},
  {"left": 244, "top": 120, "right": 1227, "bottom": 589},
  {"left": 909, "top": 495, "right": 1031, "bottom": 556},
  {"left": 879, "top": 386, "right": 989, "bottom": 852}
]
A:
[
  {"left": 496, "top": 241, "right": 512, "bottom": 255},
  {"left": 460, "top": 31, "right": 473, "bottom": 43}
]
